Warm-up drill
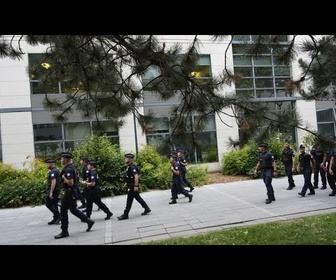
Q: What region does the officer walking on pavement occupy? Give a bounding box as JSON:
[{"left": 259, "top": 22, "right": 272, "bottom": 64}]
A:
[
  {"left": 45, "top": 159, "right": 61, "bottom": 225},
  {"left": 169, "top": 152, "right": 193, "bottom": 204},
  {"left": 77, "top": 156, "right": 90, "bottom": 210},
  {"left": 324, "top": 136, "right": 336, "bottom": 196},
  {"left": 297, "top": 144, "right": 316, "bottom": 197},
  {"left": 310, "top": 145, "right": 327, "bottom": 189},
  {"left": 281, "top": 140, "right": 296, "bottom": 190},
  {"left": 177, "top": 149, "right": 194, "bottom": 192},
  {"left": 254, "top": 143, "right": 277, "bottom": 204},
  {"left": 117, "top": 153, "right": 151, "bottom": 220},
  {"left": 54, "top": 152, "right": 95, "bottom": 239},
  {"left": 82, "top": 160, "right": 113, "bottom": 220}
]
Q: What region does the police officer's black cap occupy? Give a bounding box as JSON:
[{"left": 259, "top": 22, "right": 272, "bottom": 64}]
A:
[
  {"left": 45, "top": 159, "right": 56, "bottom": 164},
  {"left": 88, "top": 161, "right": 97, "bottom": 167},
  {"left": 285, "top": 139, "right": 290, "bottom": 144},
  {"left": 299, "top": 144, "right": 305, "bottom": 149},
  {"left": 124, "top": 153, "right": 135, "bottom": 159},
  {"left": 80, "top": 156, "right": 89, "bottom": 161},
  {"left": 60, "top": 152, "right": 73, "bottom": 159},
  {"left": 258, "top": 143, "right": 268, "bottom": 148},
  {"left": 177, "top": 149, "right": 184, "bottom": 153}
]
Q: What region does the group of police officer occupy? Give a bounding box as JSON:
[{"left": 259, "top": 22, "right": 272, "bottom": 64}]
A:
[
  {"left": 45, "top": 152, "right": 150, "bottom": 239},
  {"left": 254, "top": 137, "right": 336, "bottom": 205}
]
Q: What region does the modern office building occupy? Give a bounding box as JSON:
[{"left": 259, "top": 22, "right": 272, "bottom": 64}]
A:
[{"left": 0, "top": 35, "right": 333, "bottom": 170}]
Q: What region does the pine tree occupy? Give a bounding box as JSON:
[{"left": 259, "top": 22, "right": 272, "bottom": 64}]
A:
[{"left": 0, "top": 35, "right": 333, "bottom": 151}]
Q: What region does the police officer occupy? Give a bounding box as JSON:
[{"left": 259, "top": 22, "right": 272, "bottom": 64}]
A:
[
  {"left": 117, "top": 153, "right": 151, "bottom": 220},
  {"left": 254, "top": 143, "right": 277, "bottom": 204},
  {"left": 310, "top": 145, "right": 327, "bottom": 189},
  {"left": 177, "top": 150, "right": 194, "bottom": 192},
  {"left": 54, "top": 152, "right": 95, "bottom": 239},
  {"left": 169, "top": 152, "right": 193, "bottom": 204},
  {"left": 45, "top": 159, "right": 61, "bottom": 225},
  {"left": 297, "top": 144, "right": 316, "bottom": 197},
  {"left": 328, "top": 137, "right": 336, "bottom": 196},
  {"left": 82, "top": 161, "right": 113, "bottom": 220},
  {"left": 281, "top": 140, "right": 296, "bottom": 190},
  {"left": 78, "top": 156, "right": 90, "bottom": 210},
  {"left": 322, "top": 137, "right": 336, "bottom": 196}
]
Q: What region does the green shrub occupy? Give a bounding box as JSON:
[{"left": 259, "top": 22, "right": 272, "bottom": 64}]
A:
[
  {"left": 0, "top": 179, "right": 45, "bottom": 208},
  {"left": 72, "top": 135, "right": 126, "bottom": 196},
  {"left": 0, "top": 137, "right": 209, "bottom": 208},
  {"left": 221, "top": 137, "right": 298, "bottom": 178}
]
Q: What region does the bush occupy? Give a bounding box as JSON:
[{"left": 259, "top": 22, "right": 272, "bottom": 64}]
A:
[
  {"left": 221, "top": 137, "right": 298, "bottom": 178},
  {"left": 0, "top": 137, "right": 209, "bottom": 208}
]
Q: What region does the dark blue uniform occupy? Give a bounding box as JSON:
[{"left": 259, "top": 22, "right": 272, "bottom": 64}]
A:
[
  {"left": 310, "top": 146, "right": 327, "bottom": 189},
  {"left": 54, "top": 153, "right": 94, "bottom": 239},
  {"left": 70, "top": 162, "right": 86, "bottom": 208},
  {"left": 118, "top": 153, "right": 151, "bottom": 220},
  {"left": 258, "top": 151, "right": 276, "bottom": 201},
  {"left": 45, "top": 164, "right": 61, "bottom": 224},
  {"left": 79, "top": 162, "right": 90, "bottom": 209},
  {"left": 178, "top": 154, "right": 194, "bottom": 192},
  {"left": 298, "top": 151, "right": 315, "bottom": 196},
  {"left": 324, "top": 150, "right": 336, "bottom": 195},
  {"left": 328, "top": 147, "right": 336, "bottom": 196},
  {"left": 281, "top": 146, "right": 296, "bottom": 189},
  {"left": 169, "top": 156, "right": 193, "bottom": 204},
  {"left": 85, "top": 168, "right": 112, "bottom": 220}
]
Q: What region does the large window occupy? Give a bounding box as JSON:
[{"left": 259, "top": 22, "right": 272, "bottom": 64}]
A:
[
  {"left": 142, "top": 54, "right": 211, "bottom": 87},
  {"left": 317, "top": 109, "right": 336, "bottom": 138},
  {"left": 28, "top": 53, "right": 86, "bottom": 94},
  {"left": 143, "top": 54, "right": 217, "bottom": 163},
  {"left": 232, "top": 36, "right": 297, "bottom": 141},
  {"left": 146, "top": 114, "right": 218, "bottom": 163},
  {"left": 34, "top": 121, "right": 119, "bottom": 158},
  {"left": 232, "top": 36, "right": 292, "bottom": 99}
]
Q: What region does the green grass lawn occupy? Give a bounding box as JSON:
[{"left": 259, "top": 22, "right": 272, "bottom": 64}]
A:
[{"left": 139, "top": 212, "right": 336, "bottom": 245}]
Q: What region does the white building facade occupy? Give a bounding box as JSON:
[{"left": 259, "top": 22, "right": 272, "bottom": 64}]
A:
[{"left": 0, "top": 35, "right": 332, "bottom": 170}]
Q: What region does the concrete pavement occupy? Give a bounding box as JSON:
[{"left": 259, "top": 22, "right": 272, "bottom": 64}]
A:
[{"left": 1, "top": 174, "right": 336, "bottom": 245}]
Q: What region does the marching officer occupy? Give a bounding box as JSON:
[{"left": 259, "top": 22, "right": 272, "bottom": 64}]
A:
[
  {"left": 169, "top": 152, "right": 193, "bottom": 204},
  {"left": 82, "top": 161, "right": 113, "bottom": 220},
  {"left": 297, "top": 144, "right": 316, "bottom": 197},
  {"left": 254, "top": 143, "right": 277, "bottom": 204},
  {"left": 322, "top": 138, "right": 336, "bottom": 196},
  {"left": 77, "top": 155, "right": 90, "bottom": 210},
  {"left": 177, "top": 150, "right": 194, "bottom": 192},
  {"left": 310, "top": 145, "right": 327, "bottom": 189},
  {"left": 45, "top": 159, "right": 61, "bottom": 225},
  {"left": 281, "top": 140, "right": 296, "bottom": 190},
  {"left": 117, "top": 153, "right": 151, "bottom": 220},
  {"left": 54, "top": 152, "right": 95, "bottom": 239},
  {"left": 328, "top": 136, "right": 336, "bottom": 196}
]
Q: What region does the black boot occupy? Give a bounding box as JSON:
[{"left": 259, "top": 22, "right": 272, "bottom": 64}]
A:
[
  {"left": 329, "top": 190, "right": 336, "bottom": 196},
  {"left": 188, "top": 194, "right": 193, "bottom": 202},
  {"left": 54, "top": 228, "right": 69, "bottom": 239},
  {"left": 48, "top": 216, "right": 61, "bottom": 225},
  {"left": 141, "top": 207, "right": 151, "bottom": 215},
  {"left": 105, "top": 211, "right": 113, "bottom": 220},
  {"left": 265, "top": 197, "right": 272, "bottom": 204},
  {"left": 117, "top": 210, "right": 129, "bottom": 220},
  {"left": 169, "top": 199, "right": 177, "bottom": 204},
  {"left": 271, "top": 194, "right": 276, "bottom": 201},
  {"left": 298, "top": 192, "right": 305, "bottom": 197},
  {"left": 86, "top": 218, "right": 95, "bottom": 232}
]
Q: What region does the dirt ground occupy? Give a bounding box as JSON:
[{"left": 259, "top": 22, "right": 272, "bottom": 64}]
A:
[{"left": 205, "top": 172, "right": 251, "bottom": 184}]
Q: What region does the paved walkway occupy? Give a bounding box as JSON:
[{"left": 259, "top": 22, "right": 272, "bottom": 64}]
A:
[{"left": 1, "top": 174, "right": 336, "bottom": 245}]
